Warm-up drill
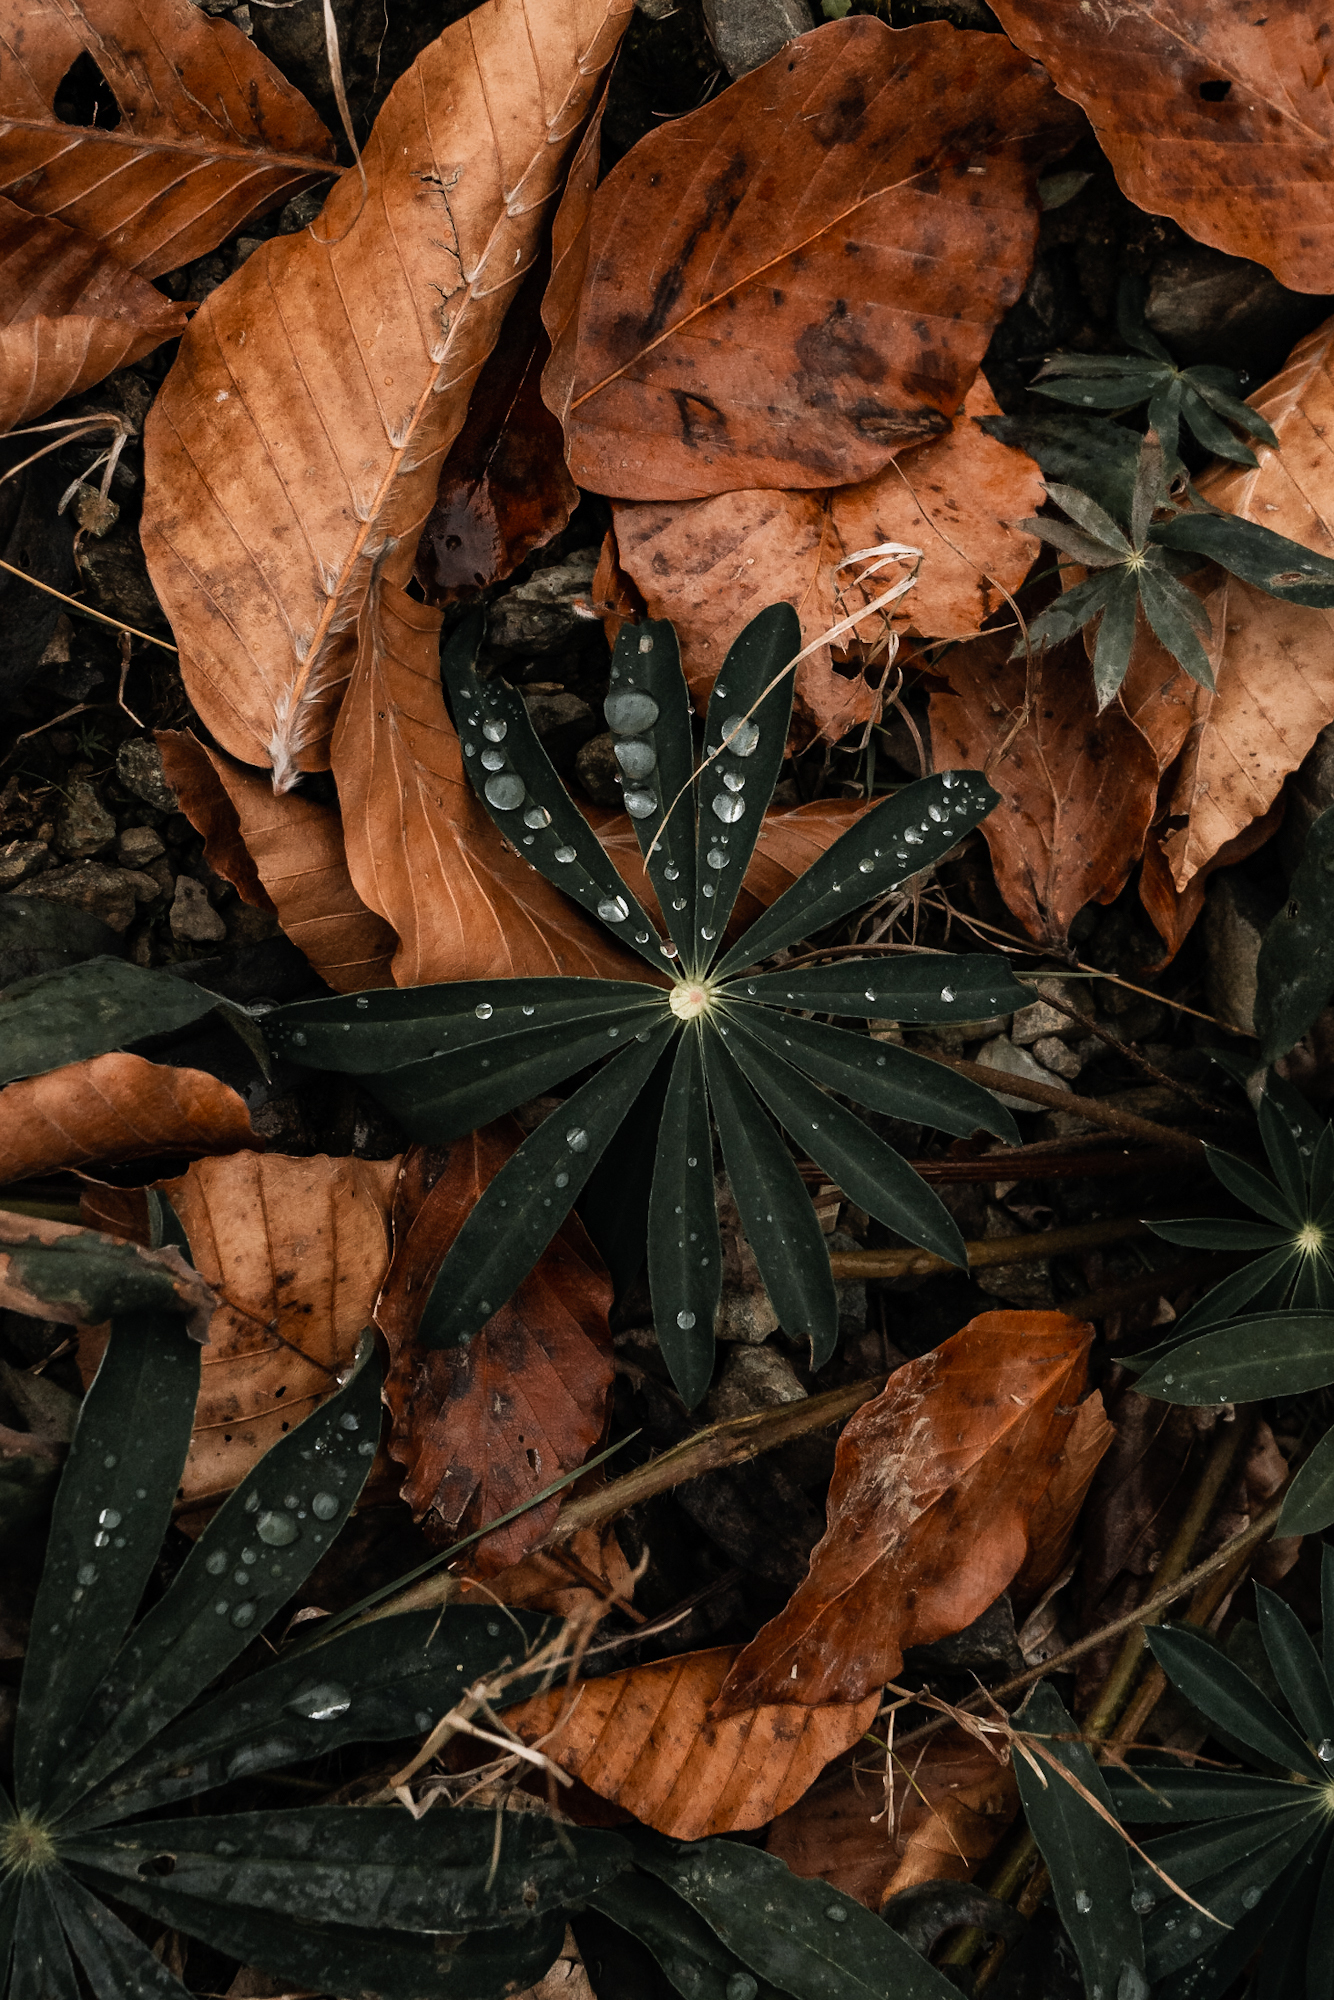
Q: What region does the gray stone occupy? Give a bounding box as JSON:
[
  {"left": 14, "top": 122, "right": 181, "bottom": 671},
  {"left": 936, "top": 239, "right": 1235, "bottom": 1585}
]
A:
[
  {"left": 0, "top": 841, "right": 51, "bottom": 890},
  {"left": 703, "top": 0, "right": 811, "bottom": 77},
  {"left": 1145, "top": 241, "right": 1330, "bottom": 377},
  {"left": 9, "top": 863, "right": 149, "bottom": 932},
  {"left": 1032, "top": 1034, "right": 1085, "bottom": 1081},
  {"left": 169, "top": 874, "right": 227, "bottom": 943},
  {"left": 1204, "top": 873, "right": 1278, "bottom": 1035},
  {"left": 487, "top": 552, "right": 600, "bottom": 653},
  {"left": 54, "top": 779, "right": 116, "bottom": 860},
  {"left": 117, "top": 824, "right": 166, "bottom": 867},
  {"left": 705, "top": 1345, "right": 807, "bottom": 1425},
  {"left": 574, "top": 731, "right": 623, "bottom": 809},
  {"left": 116, "top": 739, "right": 178, "bottom": 812},
  {"left": 976, "top": 1203, "right": 1054, "bottom": 1306},
  {"left": 972, "top": 1034, "right": 1071, "bottom": 1112},
  {"left": 521, "top": 688, "right": 597, "bottom": 766}
]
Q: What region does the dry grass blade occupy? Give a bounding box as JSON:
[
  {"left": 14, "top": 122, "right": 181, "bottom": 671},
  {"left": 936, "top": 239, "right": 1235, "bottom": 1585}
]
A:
[{"left": 141, "top": 0, "right": 633, "bottom": 787}]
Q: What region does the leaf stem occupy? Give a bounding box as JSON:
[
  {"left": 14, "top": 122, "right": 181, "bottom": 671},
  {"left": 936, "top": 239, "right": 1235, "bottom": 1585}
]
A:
[{"left": 927, "top": 1052, "right": 1209, "bottom": 1154}]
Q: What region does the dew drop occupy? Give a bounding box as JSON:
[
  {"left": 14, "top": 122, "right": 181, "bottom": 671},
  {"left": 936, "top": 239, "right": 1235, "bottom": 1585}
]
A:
[
  {"left": 523, "top": 806, "right": 551, "bottom": 830},
  {"left": 311, "top": 1492, "right": 339, "bottom": 1521},
  {"left": 1131, "top": 1889, "right": 1154, "bottom": 1916},
  {"left": 928, "top": 804, "right": 944, "bottom": 822},
  {"left": 482, "top": 718, "right": 507, "bottom": 743},
  {"left": 722, "top": 771, "right": 745, "bottom": 793},
  {"left": 340, "top": 1413, "right": 360, "bottom": 1432},
  {"left": 661, "top": 943, "right": 680, "bottom": 959},
  {"left": 720, "top": 714, "right": 760, "bottom": 757},
  {"left": 824, "top": 1903, "right": 848, "bottom": 1924},
  {"left": 284, "top": 1493, "right": 300, "bottom": 1510},
  {"left": 102, "top": 1453, "right": 117, "bottom": 1469},
  {"left": 214, "top": 1598, "right": 230, "bottom": 1615},
  {"left": 624, "top": 789, "right": 658, "bottom": 818},
  {"left": 244, "top": 1491, "right": 260, "bottom": 1513},
  {"left": 726, "top": 1979, "right": 758, "bottom": 2000},
  {"left": 597, "top": 896, "right": 629, "bottom": 923},
  {"left": 480, "top": 747, "right": 506, "bottom": 771},
  {"left": 93, "top": 1531, "right": 110, "bottom": 1549},
  {"left": 605, "top": 689, "right": 659, "bottom": 733},
  {"left": 567, "top": 1128, "right": 589, "bottom": 1152},
  {"left": 475, "top": 1001, "right": 494, "bottom": 1021},
  {"left": 553, "top": 844, "right": 577, "bottom": 863},
  {"left": 484, "top": 773, "right": 526, "bottom": 810},
  {"left": 290, "top": 1030, "right": 307, "bottom": 1047},
  {"left": 1242, "top": 1885, "right": 1263, "bottom": 1909},
  {"left": 706, "top": 848, "right": 730, "bottom": 870},
  {"left": 555, "top": 1172, "right": 569, "bottom": 1189},
  {"left": 1074, "top": 1889, "right": 1092, "bottom": 1915},
  {"left": 231, "top": 1602, "right": 257, "bottom": 1629},
  {"left": 903, "top": 827, "right": 922, "bottom": 846},
  {"left": 285, "top": 1680, "right": 353, "bottom": 1723},
  {"left": 687, "top": 1156, "right": 697, "bottom": 1167},
  {"left": 940, "top": 985, "right": 955, "bottom": 1003},
  {"left": 663, "top": 863, "right": 679, "bottom": 881},
  {"left": 702, "top": 882, "right": 715, "bottom": 899},
  {"left": 99, "top": 1508, "right": 122, "bottom": 1529},
  {"left": 712, "top": 793, "right": 745, "bottom": 824},
  {"left": 672, "top": 896, "right": 688, "bottom": 911},
  {"left": 355, "top": 996, "right": 369, "bottom": 1010},
  {"left": 677, "top": 1311, "right": 696, "bottom": 1330},
  {"left": 701, "top": 925, "right": 716, "bottom": 940},
  {"left": 76, "top": 1563, "right": 96, "bottom": 1587},
  {"left": 943, "top": 771, "right": 958, "bottom": 788},
  {"left": 614, "top": 738, "right": 657, "bottom": 780},
  {"left": 205, "top": 1550, "right": 228, "bottom": 1576},
  {"left": 233, "top": 1570, "right": 250, "bottom": 1588},
  {"left": 1319, "top": 1739, "right": 1334, "bottom": 1762},
  {"left": 256, "top": 1510, "right": 299, "bottom": 1547},
  {"left": 1162, "top": 1373, "right": 1175, "bottom": 1386}
]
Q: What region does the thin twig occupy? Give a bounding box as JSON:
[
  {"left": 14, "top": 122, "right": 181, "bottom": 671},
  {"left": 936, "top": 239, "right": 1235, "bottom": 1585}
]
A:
[
  {"left": 0, "top": 557, "right": 177, "bottom": 653},
  {"left": 927, "top": 1052, "right": 1209, "bottom": 1154}
]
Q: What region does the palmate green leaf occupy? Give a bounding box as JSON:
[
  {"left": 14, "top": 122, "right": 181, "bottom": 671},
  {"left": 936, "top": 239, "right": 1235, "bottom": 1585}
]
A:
[
  {"left": 717, "top": 770, "right": 1000, "bottom": 976},
  {"left": 10, "top": 1875, "right": 77, "bottom": 1999},
  {"left": 443, "top": 613, "right": 667, "bottom": 973},
  {"left": 590, "top": 1869, "right": 787, "bottom": 2000},
  {"left": 418, "top": 1021, "right": 675, "bottom": 1348},
  {"left": 725, "top": 1015, "right": 966, "bottom": 1267},
  {"left": 14, "top": 1310, "right": 201, "bottom": 1813},
  {"left": 1255, "top": 1587, "right": 1334, "bottom": 1746},
  {"left": 1104, "top": 1767, "right": 1307, "bottom": 1825},
  {"left": 981, "top": 412, "right": 1142, "bottom": 521},
  {"left": 1016, "top": 567, "right": 1123, "bottom": 660},
  {"left": 605, "top": 618, "right": 698, "bottom": 958},
  {"left": 702, "top": 1031, "right": 837, "bottom": 1368},
  {"left": 1137, "top": 1311, "right": 1334, "bottom": 1406},
  {"left": 1256, "top": 804, "right": 1334, "bottom": 1063},
  {"left": 1279, "top": 1421, "right": 1334, "bottom": 1537},
  {"left": 738, "top": 952, "right": 1027, "bottom": 1024},
  {"left": 1147, "top": 1627, "right": 1325, "bottom": 1778},
  {"left": 1141, "top": 1809, "right": 1321, "bottom": 1982},
  {"left": 647, "top": 1030, "right": 721, "bottom": 1409},
  {"left": 45, "top": 1871, "right": 189, "bottom": 2000},
  {"left": 1152, "top": 512, "right": 1334, "bottom": 607},
  {"left": 1012, "top": 1681, "right": 1144, "bottom": 2000},
  {"left": 0, "top": 958, "right": 223, "bottom": 1086},
  {"left": 628, "top": 1832, "right": 960, "bottom": 2000},
  {"left": 45, "top": 1339, "right": 383, "bottom": 1820}
]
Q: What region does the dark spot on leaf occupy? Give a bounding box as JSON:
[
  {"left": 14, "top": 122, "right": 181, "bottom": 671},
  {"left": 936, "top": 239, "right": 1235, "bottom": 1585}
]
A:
[
  {"left": 671, "top": 389, "right": 728, "bottom": 451},
  {"left": 53, "top": 49, "right": 121, "bottom": 128},
  {"left": 1198, "top": 78, "right": 1232, "bottom": 100}
]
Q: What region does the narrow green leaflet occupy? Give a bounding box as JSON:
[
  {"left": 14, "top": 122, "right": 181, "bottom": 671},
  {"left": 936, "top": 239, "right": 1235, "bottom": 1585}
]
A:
[
  {"left": 628, "top": 1833, "right": 961, "bottom": 2000},
  {"left": 14, "top": 1311, "right": 201, "bottom": 1812},
  {"left": 1152, "top": 512, "right": 1334, "bottom": 607},
  {"left": 45, "top": 1872, "right": 189, "bottom": 2000},
  {"left": 1137, "top": 1312, "right": 1334, "bottom": 1406},
  {"left": 590, "top": 1870, "right": 787, "bottom": 2000},
  {"left": 980, "top": 410, "right": 1142, "bottom": 519},
  {"left": 604, "top": 616, "right": 698, "bottom": 956},
  {"left": 1013, "top": 1680, "right": 1145, "bottom": 1999},
  {"left": 737, "top": 953, "right": 1028, "bottom": 1023},
  {"left": 0, "top": 1876, "right": 17, "bottom": 1999},
  {"left": 1279, "top": 1422, "right": 1334, "bottom": 1536},
  {"left": 703, "top": 1032, "right": 838, "bottom": 1366},
  {"left": 0, "top": 958, "right": 222, "bottom": 1086},
  {"left": 442, "top": 613, "right": 667, "bottom": 972},
  {"left": 1141, "top": 1809, "right": 1320, "bottom": 1982},
  {"left": 46, "top": 1341, "right": 383, "bottom": 1818},
  {"left": 1147, "top": 1627, "right": 1325, "bottom": 1778},
  {"left": 647, "top": 1029, "right": 721, "bottom": 1407},
  {"left": 1254, "top": 1587, "right": 1334, "bottom": 1746},
  {"left": 1137, "top": 562, "right": 1213, "bottom": 687},
  {"left": 1256, "top": 805, "right": 1334, "bottom": 1062},
  {"left": 9, "top": 1876, "right": 78, "bottom": 1999},
  {"left": 1091, "top": 572, "right": 1147, "bottom": 704},
  {"left": 1104, "top": 1768, "right": 1308, "bottom": 1825},
  {"left": 692, "top": 603, "right": 799, "bottom": 955},
  {"left": 726, "top": 1015, "right": 966, "bottom": 1266},
  {"left": 419, "top": 1021, "right": 674, "bottom": 1347},
  {"left": 1205, "top": 1146, "right": 1302, "bottom": 1228},
  {"left": 718, "top": 770, "right": 999, "bottom": 976}
]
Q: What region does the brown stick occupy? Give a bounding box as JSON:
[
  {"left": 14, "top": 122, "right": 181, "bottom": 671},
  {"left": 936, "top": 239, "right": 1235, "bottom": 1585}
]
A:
[
  {"left": 828, "top": 1213, "right": 1153, "bottom": 1281},
  {"left": 929, "top": 1054, "right": 1208, "bottom": 1154}
]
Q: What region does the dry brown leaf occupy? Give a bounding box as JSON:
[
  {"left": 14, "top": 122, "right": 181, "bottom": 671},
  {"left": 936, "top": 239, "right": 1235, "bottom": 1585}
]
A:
[
  {"left": 0, "top": 197, "right": 187, "bottom": 430},
  {"left": 156, "top": 729, "right": 397, "bottom": 992},
  {"left": 0, "top": 0, "right": 333, "bottom": 277},
  {"left": 0, "top": 1207, "right": 217, "bottom": 1334},
  {"left": 589, "top": 527, "right": 644, "bottom": 656},
  {"left": 376, "top": 1129, "right": 614, "bottom": 1574},
  {"left": 715, "top": 1311, "right": 1094, "bottom": 1715},
  {"left": 0, "top": 1053, "right": 255, "bottom": 1183},
  {"left": 455, "top": 1525, "right": 635, "bottom": 1621},
  {"left": 79, "top": 1152, "right": 398, "bottom": 1511},
  {"left": 329, "top": 578, "right": 654, "bottom": 985},
  {"left": 564, "top": 16, "right": 1078, "bottom": 501},
  {"left": 141, "top": 0, "right": 632, "bottom": 785},
  {"left": 766, "top": 1729, "right": 1019, "bottom": 1911},
  {"left": 539, "top": 72, "right": 610, "bottom": 437},
  {"left": 928, "top": 635, "right": 1160, "bottom": 946},
  {"left": 1139, "top": 794, "right": 1285, "bottom": 969},
  {"left": 989, "top": 1, "right": 1334, "bottom": 294},
  {"left": 611, "top": 378, "right": 1042, "bottom": 739},
  {"left": 1009, "top": 1390, "right": 1115, "bottom": 1609},
  {"left": 502, "top": 1645, "right": 878, "bottom": 1840}
]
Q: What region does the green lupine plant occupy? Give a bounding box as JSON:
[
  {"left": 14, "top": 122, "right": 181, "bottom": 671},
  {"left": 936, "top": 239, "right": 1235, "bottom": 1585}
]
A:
[{"left": 266, "top": 604, "right": 1028, "bottom": 1405}]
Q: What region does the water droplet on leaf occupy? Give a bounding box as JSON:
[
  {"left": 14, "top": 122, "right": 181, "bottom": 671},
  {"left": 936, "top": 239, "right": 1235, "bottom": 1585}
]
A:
[{"left": 484, "top": 774, "right": 525, "bottom": 810}]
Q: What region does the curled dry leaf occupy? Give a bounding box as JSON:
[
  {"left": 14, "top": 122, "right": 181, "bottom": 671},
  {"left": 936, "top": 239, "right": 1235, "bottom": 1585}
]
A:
[
  {"left": 766, "top": 1728, "right": 1019, "bottom": 1911},
  {"left": 141, "top": 0, "right": 632, "bottom": 784},
  {"left": 0, "top": 0, "right": 334, "bottom": 276},
  {"left": 564, "top": 16, "right": 1079, "bottom": 501},
  {"left": 0, "top": 198, "right": 186, "bottom": 431},
  {"left": 989, "top": 0, "right": 1334, "bottom": 294},
  {"left": 610, "top": 379, "right": 1043, "bottom": 740},
  {"left": 0, "top": 1052, "right": 255, "bottom": 1183},
  {"left": 715, "top": 1311, "right": 1096, "bottom": 1715},
  {"left": 79, "top": 1152, "right": 399, "bottom": 1512},
  {"left": 0, "top": 1209, "right": 216, "bottom": 1336},
  {"left": 928, "top": 634, "right": 1160, "bottom": 946},
  {"left": 156, "top": 729, "right": 397, "bottom": 992},
  {"left": 376, "top": 1127, "right": 614, "bottom": 1575},
  {"left": 502, "top": 1645, "right": 878, "bottom": 1841},
  {"left": 1139, "top": 794, "right": 1285, "bottom": 968}
]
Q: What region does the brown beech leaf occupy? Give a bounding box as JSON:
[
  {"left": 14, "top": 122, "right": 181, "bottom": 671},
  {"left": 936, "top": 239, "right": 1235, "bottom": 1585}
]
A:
[
  {"left": 376, "top": 1127, "right": 613, "bottom": 1575},
  {"left": 0, "top": 0, "right": 333, "bottom": 278},
  {"left": 330, "top": 579, "right": 654, "bottom": 986},
  {"left": 1139, "top": 795, "right": 1286, "bottom": 970},
  {"left": 141, "top": 0, "right": 631, "bottom": 786},
  {"left": 156, "top": 730, "right": 396, "bottom": 992},
  {"left": 564, "top": 16, "right": 1078, "bottom": 502},
  {"left": 0, "top": 1053, "right": 256, "bottom": 1183},
  {"left": 715, "top": 1311, "right": 1094, "bottom": 1715},
  {"left": 502, "top": 1646, "right": 879, "bottom": 1840},
  {"left": 928, "top": 635, "right": 1160, "bottom": 946},
  {"left": 0, "top": 198, "right": 187, "bottom": 430},
  {"left": 611, "top": 378, "right": 1042, "bottom": 739},
  {"left": 589, "top": 527, "right": 645, "bottom": 655},
  {"left": 988, "top": 1, "right": 1334, "bottom": 294},
  {"left": 455, "top": 1524, "right": 635, "bottom": 1620},
  {"left": 766, "top": 1728, "right": 1019, "bottom": 1911},
  {"left": 79, "top": 1152, "right": 398, "bottom": 1512}
]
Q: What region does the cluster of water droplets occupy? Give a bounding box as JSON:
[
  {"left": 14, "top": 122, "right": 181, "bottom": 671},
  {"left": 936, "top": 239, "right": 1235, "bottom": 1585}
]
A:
[
  {"left": 605, "top": 640, "right": 662, "bottom": 825},
  {"left": 69, "top": 1466, "right": 148, "bottom": 1611}
]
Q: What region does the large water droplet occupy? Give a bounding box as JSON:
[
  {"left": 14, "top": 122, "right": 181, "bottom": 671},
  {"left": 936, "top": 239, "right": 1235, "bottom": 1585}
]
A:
[
  {"left": 928, "top": 803, "right": 943, "bottom": 822},
  {"left": 605, "top": 689, "right": 660, "bottom": 733},
  {"left": 98, "top": 1508, "right": 122, "bottom": 1530},
  {"left": 624, "top": 789, "right": 658, "bottom": 819},
  {"left": 700, "top": 925, "right": 716, "bottom": 940},
  {"left": 677, "top": 1310, "right": 696, "bottom": 1330},
  {"left": 567, "top": 1127, "right": 589, "bottom": 1152},
  {"left": 1131, "top": 1889, "right": 1154, "bottom": 1915},
  {"left": 482, "top": 718, "right": 507, "bottom": 743},
  {"left": 480, "top": 747, "right": 506, "bottom": 771},
  {"left": 1074, "top": 1889, "right": 1092, "bottom": 1914},
  {"left": 903, "top": 827, "right": 922, "bottom": 845},
  {"left": 663, "top": 863, "right": 679, "bottom": 881},
  {"left": 706, "top": 847, "right": 730, "bottom": 870},
  {"left": 484, "top": 773, "right": 525, "bottom": 810},
  {"left": 523, "top": 805, "right": 551, "bottom": 830},
  {"left": 76, "top": 1562, "right": 96, "bottom": 1587},
  {"left": 598, "top": 896, "right": 629, "bottom": 922},
  {"left": 614, "top": 738, "right": 657, "bottom": 780},
  {"left": 720, "top": 714, "right": 760, "bottom": 757},
  {"left": 93, "top": 1531, "right": 110, "bottom": 1549},
  {"left": 1319, "top": 1738, "right": 1334, "bottom": 1761},
  {"left": 942, "top": 770, "right": 958, "bottom": 788},
  {"left": 256, "top": 1510, "right": 299, "bottom": 1547},
  {"left": 726, "top": 1977, "right": 758, "bottom": 2000},
  {"left": 311, "top": 1492, "right": 339, "bottom": 1521},
  {"left": 286, "top": 1680, "right": 353, "bottom": 1723},
  {"left": 672, "top": 896, "right": 687, "bottom": 910},
  {"left": 553, "top": 843, "right": 577, "bottom": 863},
  {"left": 701, "top": 882, "right": 715, "bottom": 899},
  {"left": 940, "top": 985, "right": 955, "bottom": 1003},
  {"left": 722, "top": 771, "right": 744, "bottom": 793},
  {"left": 824, "top": 1903, "right": 848, "bottom": 1923},
  {"left": 712, "top": 793, "right": 745, "bottom": 824}
]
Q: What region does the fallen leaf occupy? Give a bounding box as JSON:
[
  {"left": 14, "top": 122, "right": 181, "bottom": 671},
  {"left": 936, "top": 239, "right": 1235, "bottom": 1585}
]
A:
[
  {"left": 564, "top": 16, "right": 1079, "bottom": 500},
  {"left": 79, "top": 1152, "right": 399, "bottom": 1511},
  {"left": 328, "top": 577, "right": 655, "bottom": 985},
  {"left": 988, "top": 1, "right": 1334, "bottom": 294},
  {"left": 1009, "top": 1389, "right": 1115, "bottom": 1608},
  {"left": 502, "top": 1645, "right": 878, "bottom": 1840},
  {"left": 376, "top": 1128, "right": 614, "bottom": 1574},
  {"left": 1139, "top": 794, "right": 1285, "bottom": 968},
  {"left": 1156, "top": 318, "right": 1334, "bottom": 888},
  {"left": 539, "top": 71, "right": 612, "bottom": 441},
  {"left": 610, "top": 378, "right": 1043, "bottom": 738},
  {"left": 0, "top": 1208, "right": 216, "bottom": 1337},
  {"left": 715, "top": 1311, "right": 1094, "bottom": 1714},
  {"left": 0, "top": 1053, "right": 256, "bottom": 1183},
  {"left": 928, "top": 634, "right": 1160, "bottom": 945},
  {"left": 141, "top": 0, "right": 632, "bottom": 784},
  {"left": 0, "top": 0, "right": 334, "bottom": 277},
  {"left": 455, "top": 1524, "right": 636, "bottom": 1621},
  {"left": 766, "top": 1729, "right": 1019, "bottom": 1911},
  {"left": 0, "top": 198, "right": 187, "bottom": 430},
  {"left": 156, "top": 729, "right": 397, "bottom": 992},
  {"left": 589, "top": 527, "right": 645, "bottom": 655}
]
